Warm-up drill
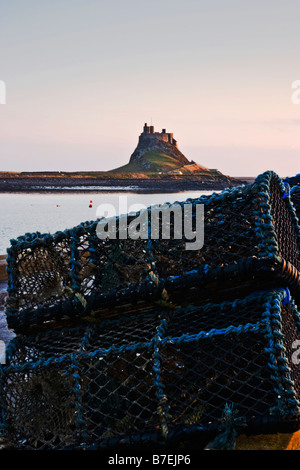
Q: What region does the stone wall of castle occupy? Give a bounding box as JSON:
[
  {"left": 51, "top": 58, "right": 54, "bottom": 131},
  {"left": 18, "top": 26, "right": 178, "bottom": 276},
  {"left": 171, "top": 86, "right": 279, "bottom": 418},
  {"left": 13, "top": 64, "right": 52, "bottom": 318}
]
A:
[{"left": 142, "top": 123, "right": 177, "bottom": 147}]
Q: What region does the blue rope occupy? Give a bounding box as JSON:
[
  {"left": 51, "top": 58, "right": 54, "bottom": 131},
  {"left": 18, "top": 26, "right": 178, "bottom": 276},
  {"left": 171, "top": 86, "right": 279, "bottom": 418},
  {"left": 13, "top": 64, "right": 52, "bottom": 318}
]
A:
[
  {"left": 282, "top": 288, "right": 291, "bottom": 306},
  {"left": 282, "top": 182, "right": 291, "bottom": 199},
  {"left": 152, "top": 314, "right": 171, "bottom": 439},
  {"left": 69, "top": 352, "right": 88, "bottom": 447}
]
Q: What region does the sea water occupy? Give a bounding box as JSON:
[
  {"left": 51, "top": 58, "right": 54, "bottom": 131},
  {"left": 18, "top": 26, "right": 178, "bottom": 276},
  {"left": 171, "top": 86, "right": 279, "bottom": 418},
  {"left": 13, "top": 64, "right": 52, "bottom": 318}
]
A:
[{"left": 0, "top": 190, "right": 216, "bottom": 255}]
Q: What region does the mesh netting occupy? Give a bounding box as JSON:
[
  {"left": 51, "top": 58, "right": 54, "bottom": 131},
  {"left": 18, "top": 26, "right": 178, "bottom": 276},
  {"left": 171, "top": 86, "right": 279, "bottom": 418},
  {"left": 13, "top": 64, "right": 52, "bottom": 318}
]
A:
[
  {"left": 5, "top": 171, "right": 300, "bottom": 333},
  {"left": 291, "top": 186, "right": 300, "bottom": 220},
  {"left": 1, "top": 288, "right": 300, "bottom": 450}
]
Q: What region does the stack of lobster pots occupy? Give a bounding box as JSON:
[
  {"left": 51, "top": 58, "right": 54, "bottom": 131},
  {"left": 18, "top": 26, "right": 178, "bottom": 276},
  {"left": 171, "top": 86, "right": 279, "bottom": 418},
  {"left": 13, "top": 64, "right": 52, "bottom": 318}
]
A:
[{"left": 1, "top": 170, "right": 300, "bottom": 451}]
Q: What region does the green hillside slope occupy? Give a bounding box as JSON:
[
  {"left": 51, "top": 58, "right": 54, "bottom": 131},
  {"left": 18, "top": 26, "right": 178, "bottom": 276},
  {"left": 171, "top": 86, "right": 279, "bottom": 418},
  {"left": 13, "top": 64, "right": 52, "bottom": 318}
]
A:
[{"left": 109, "top": 151, "right": 191, "bottom": 174}]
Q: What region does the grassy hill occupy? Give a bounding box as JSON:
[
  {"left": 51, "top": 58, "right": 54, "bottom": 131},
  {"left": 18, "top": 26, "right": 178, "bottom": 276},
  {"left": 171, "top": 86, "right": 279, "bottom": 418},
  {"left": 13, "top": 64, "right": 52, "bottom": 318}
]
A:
[
  {"left": 108, "top": 151, "right": 188, "bottom": 174},
  {"left": 107, "top": 151, "right": 216, "bottom": 176}
]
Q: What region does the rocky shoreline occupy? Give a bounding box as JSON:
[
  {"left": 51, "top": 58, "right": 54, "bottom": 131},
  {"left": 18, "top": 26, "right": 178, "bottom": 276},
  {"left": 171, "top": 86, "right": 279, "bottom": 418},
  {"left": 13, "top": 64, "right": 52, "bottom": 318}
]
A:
[{"left": 0, "top": 176, "right": 247, "bottom": 193}]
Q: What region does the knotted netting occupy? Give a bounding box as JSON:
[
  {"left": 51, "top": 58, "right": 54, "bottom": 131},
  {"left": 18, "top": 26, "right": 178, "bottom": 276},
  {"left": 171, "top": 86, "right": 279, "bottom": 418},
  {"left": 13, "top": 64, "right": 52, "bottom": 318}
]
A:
[
  {"left": 1, "top": 287, "right": 300, "bottom": 450},
  {"left": 291, "top": 186, "right": 300, "bottom": 220},
  {"left": 4, "top": 171, "right": 300, "bottom": 334}
]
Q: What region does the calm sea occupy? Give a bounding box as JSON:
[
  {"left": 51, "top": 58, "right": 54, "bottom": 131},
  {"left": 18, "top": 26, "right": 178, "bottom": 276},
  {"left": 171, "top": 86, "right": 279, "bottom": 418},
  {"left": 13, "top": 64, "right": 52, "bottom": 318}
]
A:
[{"left": 0, "top": 190, "right": 215, "bottom": 255}]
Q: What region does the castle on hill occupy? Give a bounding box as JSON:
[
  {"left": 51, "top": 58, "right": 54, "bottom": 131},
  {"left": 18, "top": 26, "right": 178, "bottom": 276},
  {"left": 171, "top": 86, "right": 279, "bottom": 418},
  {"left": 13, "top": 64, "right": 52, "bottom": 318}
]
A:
[
  {"left": 101, "top": 122, "right": 238, "bottom": 186},
  {"left": 129, "top": 123, "right": 189, "bottom": 167}
]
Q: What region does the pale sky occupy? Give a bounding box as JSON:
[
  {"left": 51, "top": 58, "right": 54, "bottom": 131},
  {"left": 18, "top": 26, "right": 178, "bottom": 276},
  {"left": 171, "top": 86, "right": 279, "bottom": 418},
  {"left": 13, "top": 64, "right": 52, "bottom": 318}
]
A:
[{"left": 1, "top": 0, "right": 300, "bottom": 177}]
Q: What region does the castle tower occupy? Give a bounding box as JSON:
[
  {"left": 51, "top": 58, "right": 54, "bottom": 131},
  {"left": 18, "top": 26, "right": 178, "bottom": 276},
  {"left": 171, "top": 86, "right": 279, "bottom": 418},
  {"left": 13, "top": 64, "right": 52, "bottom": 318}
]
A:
[{"left": 141, "top": 124, "right": 176, "bottom": 146}]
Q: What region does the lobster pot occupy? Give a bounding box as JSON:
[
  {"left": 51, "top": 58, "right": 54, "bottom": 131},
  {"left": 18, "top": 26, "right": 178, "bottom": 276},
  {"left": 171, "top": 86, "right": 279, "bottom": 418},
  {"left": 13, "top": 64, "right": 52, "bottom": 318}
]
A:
[
  {"left": 5, "top": 171, "right": 300, "bottom": 333},
  {"left": 5, "top": 222, "right": 153, "bottom": 333},
  {"left": 1, "top": 288, "right": 300, "bottom": 450},
  {"left": 291, "top": 186, "right": 300, "bottom": 219}
]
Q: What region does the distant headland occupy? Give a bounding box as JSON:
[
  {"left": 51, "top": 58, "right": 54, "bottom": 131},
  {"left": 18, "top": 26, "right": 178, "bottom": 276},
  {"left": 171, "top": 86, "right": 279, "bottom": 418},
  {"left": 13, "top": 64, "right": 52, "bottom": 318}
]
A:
[{"left": 0, "top": 124, "right": 247, "bottom": 192}]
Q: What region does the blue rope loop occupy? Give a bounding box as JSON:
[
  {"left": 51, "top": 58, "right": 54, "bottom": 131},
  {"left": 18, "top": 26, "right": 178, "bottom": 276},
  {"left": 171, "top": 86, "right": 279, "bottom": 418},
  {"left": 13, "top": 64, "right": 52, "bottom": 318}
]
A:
[{"left": 282, "top": 287, "right": 291, "bottom": 306}]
